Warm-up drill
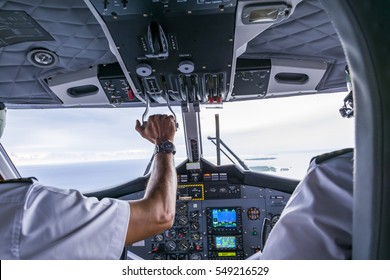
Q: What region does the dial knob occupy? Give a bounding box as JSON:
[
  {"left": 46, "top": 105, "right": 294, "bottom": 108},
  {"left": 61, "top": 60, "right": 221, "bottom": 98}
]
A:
[
  {"left": 136, "top": 63, "right": 152, "bottom": 77},
  {"left": 190, "top": 222, "right": 199, "bottom": 231},
  {"left": 179, "top": 240, "right": 189, "bottom": 252},
  {"left": 177, "top": 215, "right": 189, "bottom": 226},
  {"left": 190, "top": 210, "right": 199, "bottom": 220},
  {"left": 178, "top": 228, "right": 188, "bottom": 239},
  {"left": 178, "top": 60, "right": 194, "bottom": 74},
  {"left": 154, "top": 233, "right": 164, "bottom": 242},
  {"left": 165, "top": 240, "right": 176, "bottom": 252},
  {"left": 177, "top": 202, "right": 187, "bottom": 214},
  {"left": 190, "top": 232, "right": 200, "bottom": 241}
]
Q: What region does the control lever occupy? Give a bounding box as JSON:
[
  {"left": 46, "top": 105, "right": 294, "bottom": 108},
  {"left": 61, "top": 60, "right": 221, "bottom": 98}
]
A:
[
  {"left": 141, "top": 95, "right": 150, "bottom": 128},
  {"left": 146, "top": 21, "right": 169, "bottom": 59},
  {"left": 183, "top": 78, "right": 190, "bottom": 112},
  {"left": 141, "top": 77, "right": 178, "bottom": 176},
  {"left": 161, "top": 76, "right": 179, "bottom": 130},
  {"left": 141, "top": 87, "right": 178, "bottom": 130},
  {"left": 191, "top": 75, "right": 202, "bottom": 101}
]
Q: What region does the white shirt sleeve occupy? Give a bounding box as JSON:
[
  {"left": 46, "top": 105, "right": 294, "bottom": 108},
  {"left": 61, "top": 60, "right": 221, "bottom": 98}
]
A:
[
  {"left": 248, "top": 151, "right": 353, "bottom": 260},
  {"left": 1, "top": 179, "right": 130, "bottom": 259}
]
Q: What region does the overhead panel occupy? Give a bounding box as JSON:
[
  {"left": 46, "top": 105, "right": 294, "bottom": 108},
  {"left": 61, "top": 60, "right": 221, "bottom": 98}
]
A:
[{"left": 89, "top": 0, "right": 238, "bottom": 106}]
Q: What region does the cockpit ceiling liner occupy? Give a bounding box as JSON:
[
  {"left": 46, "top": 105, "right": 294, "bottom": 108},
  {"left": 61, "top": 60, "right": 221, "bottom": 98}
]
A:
[
  {"left": 0, "top": 0, "right": 346, "bottom": 106},
  {"left": 243, "top": 0, "right": 347, "bottom": 92},
  {"left": 0, "top": 0, "right": 117, "bottom": 105},
  {"left": 0, "top": 11, "right": 54, "bottom": 48}
]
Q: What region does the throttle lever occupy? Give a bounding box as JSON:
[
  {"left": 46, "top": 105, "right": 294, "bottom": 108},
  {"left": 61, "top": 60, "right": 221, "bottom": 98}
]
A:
[
  {"left": 161, "top": 76, "right": 179, "bottom": 130},
  {"left": 166, "top": 92, "right": 179, "bottom": 130},
  {"left": 141, "top": 91, "right": 178, "bottom": 130},
  {"left": 141, "top": 95, "right": 150, "bottom": 128}
]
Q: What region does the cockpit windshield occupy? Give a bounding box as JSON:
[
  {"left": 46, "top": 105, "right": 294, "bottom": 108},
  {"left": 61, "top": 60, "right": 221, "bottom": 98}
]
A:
[
  {"left": 200, "top": 92, "right": 355, "bottom": 179},
  {"left": 1, "top": 92, "right": 354, "bottom": 192},
  {"left": 0, "top": 107, "right": 186, "bottom": 192}
]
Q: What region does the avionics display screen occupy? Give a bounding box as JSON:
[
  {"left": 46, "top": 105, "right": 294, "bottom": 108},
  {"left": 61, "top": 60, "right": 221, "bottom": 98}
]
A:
[
  {"left": 215, "top": 236, "right": 236, "bottom": 249},
  {"left": 212, "top": 208, "right": 237, "bottom": 228}
]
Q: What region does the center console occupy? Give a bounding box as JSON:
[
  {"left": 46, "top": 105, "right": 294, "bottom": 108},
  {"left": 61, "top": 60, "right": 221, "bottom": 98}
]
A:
[{"left": 124, "top": 162, "right": 290, "bottom": 260}]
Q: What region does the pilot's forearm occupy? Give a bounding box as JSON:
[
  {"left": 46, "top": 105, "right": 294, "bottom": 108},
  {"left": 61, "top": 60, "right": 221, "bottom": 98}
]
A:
[
  {"left": 125, "top": 153, "right": 177, "bottom": 245},
  {"left": 144, "top": 152, "right": 177, "bottom": 227}
]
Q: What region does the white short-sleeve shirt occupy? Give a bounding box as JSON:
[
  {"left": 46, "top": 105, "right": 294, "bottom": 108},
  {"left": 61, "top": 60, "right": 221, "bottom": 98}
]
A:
[
  {"left": 0, "top": 178, "right": 130, "bottom": 259},
  {"left": 248, "top": 150, "right": 353, "bottom": 260}
]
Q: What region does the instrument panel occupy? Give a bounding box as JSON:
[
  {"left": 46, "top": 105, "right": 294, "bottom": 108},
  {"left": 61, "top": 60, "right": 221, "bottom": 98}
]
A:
[{"left": 122, "top": 171, "right": 290, "bottom": 260}]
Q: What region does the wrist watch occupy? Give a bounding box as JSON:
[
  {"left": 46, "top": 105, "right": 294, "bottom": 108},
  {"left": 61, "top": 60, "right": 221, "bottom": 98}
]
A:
[{"left": 155, "top": 140, "right": 176, "bottom": 155}]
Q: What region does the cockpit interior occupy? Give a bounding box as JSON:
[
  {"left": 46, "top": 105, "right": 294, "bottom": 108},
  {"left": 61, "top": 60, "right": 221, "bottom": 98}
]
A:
[{"left": 0, "top": 0, "right": 389, "bottom": 259}]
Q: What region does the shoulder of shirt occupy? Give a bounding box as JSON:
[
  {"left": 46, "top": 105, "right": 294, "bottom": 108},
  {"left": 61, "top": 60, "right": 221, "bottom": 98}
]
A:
[
  {"left": 0, "top": 177, "right": 37, "bottom": 185},
  {"left": 310, "top": 148, "right": 354, "bottom": 165}
]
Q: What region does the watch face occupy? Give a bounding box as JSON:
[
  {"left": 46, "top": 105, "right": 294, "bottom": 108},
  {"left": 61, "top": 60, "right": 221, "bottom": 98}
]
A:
[
  {"left": 158, "top": 140, "right": 176, "bottom": 154},
  {"left": 162, "top": 141, "right": 173, "bottom": 150}
]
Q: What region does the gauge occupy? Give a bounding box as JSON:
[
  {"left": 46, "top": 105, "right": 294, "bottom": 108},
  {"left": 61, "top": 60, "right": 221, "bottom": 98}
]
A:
[
  {"left": 177, "top": 215, "right": 189, "bottom": 226},
  {"left": 164, "top": 229, "right": 176, "bottom": 239},
  {"left": 190, "top": 221, "right": 199, "bottom": 231},
  {"left": 154, "top": 233, "right": 164, "bottom": 242},
  {"left": 165, "top": 240, "right": 177, "bottom": 252},
  {"left": 190, "top": 253, "right": 202, "bottom": 260},
  {"left": 190, "top": 232, "right": 200, "bottom": 241},
  {"left": 177, "top": 202, "right": 187, "bottom": 214},
  {"left": 178, "top": 228, "right": 188, "bottom": 239},
  {"left": 247, "top": 207, "right": 260, "bottom": 220},
  {"left": 179, "top": 240, "right": 189, "bottom": 252},
  {"left": 190, "top": 210, "right": 199, "bottom": 220},
  {"left": 271, "top": 214, "right": 281, "bottom": 228}
]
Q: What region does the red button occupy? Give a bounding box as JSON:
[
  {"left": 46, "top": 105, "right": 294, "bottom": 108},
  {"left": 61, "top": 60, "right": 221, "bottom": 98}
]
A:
[{"left": 128, "top": 88, "right": 135, "bottom": 101}]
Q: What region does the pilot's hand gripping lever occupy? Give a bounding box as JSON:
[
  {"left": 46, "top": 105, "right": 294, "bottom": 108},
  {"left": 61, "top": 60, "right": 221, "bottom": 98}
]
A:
[{"left": 141, "top": 90, "right": 179, "bottom": 130}]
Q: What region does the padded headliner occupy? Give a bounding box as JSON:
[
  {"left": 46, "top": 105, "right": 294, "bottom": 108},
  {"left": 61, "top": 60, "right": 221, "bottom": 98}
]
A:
[
  {"left": 243, "top": 0, "right": 346, "bottom": 92},
  {"left": 0, "top": 0, "right": 117, "bottom": 105}
]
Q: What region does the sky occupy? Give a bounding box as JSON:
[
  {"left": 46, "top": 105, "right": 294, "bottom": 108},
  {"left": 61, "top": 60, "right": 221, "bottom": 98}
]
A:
[
  {"left": 199, "top": 92, "right": 354, "bottom": 157},
  {"left": 1, "top": 92, "right": 354, "bottom": 165},
  {"left": 0, "top": 92, "right": 355, "bottom": 187}
]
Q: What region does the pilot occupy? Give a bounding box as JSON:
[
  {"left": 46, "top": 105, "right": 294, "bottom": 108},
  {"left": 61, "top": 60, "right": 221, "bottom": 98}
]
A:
[
  {"left": 0, "top": 112, "right": 178, "bottom": 259},
  {"left": 249, "top": 148, "right": 353, "bottom": 259},
  {"left": 249, "top": 68, "right": 354, "bottom": 260}
]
